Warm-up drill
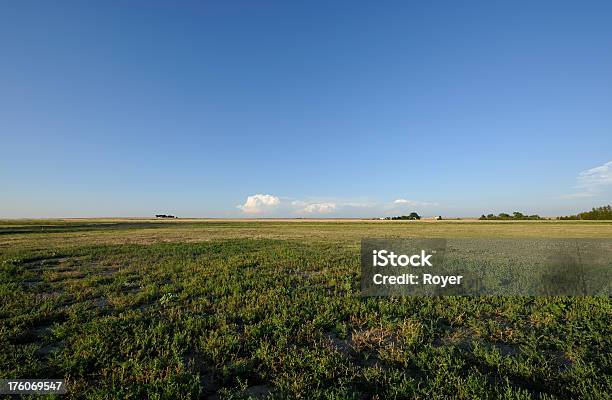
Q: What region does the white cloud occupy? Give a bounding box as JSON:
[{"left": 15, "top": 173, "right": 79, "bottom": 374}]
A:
[
  {"left": 238, "top": 194, "right": 280, "bottom": 214},
  {"left": 394, "top": 199, "right": 416, "bottom": 205},
  {"left": 393, "top": 199, "right": 437, "bottom": 207},
  {"left": 577, "top": 161, "right": 612, "bottom": 188},
  {"left": 563, "top": 161, "right": 612, "bottom": 199},
  {"left": 342, "top": 201, "right": 374, "bottom": 208},
  {"left": 299, "top": 202, "right": 336, "bottom": 214}
]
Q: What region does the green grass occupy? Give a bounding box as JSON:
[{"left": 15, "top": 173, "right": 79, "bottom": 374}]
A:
[{"left": 0, "top": 220, "right": 611, "bottom": 399}]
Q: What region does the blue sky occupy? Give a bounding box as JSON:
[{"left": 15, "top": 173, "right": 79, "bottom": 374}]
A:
[{"left": 1, "top": 1, "right": 611, "bottom": 218}]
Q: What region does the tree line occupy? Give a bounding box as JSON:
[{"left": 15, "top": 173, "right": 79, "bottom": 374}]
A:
[
  {"left": 479, "top": 212, "right": 544, "bottom": 220},
  {"left": 558, "top": 205, "right": 612, "bottom": 220},
  {"left": 385, "top": 213, "right": 421, "bottom": 220}
]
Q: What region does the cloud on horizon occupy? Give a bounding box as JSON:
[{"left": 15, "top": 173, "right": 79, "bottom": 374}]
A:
[
  {"left": 238, "top": 194, "right": 441, "bottom": 216},
  {"left": 239, "top": 195, "right": 373, "bottom": 215},
  {"left": 299, "top": 202, "right": 336, "bottom": 214},
  {"left": 237, "top": 194, "right": 280, "bottom": 213}
]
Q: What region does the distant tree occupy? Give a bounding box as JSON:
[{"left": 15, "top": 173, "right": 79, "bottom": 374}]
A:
[
  {"left": 408, "top": 212, "right": 421, "bottom": 220},
  {"left": 389, "top": 213, "right": 421, "bottom": 220},
  {"left": 480, "top": 212, "right": 543, "bottom": 220},
  {"left": 563, "top": 205, "right": 612, "bottom": 220},
  {"left": 155, "top": 214, "right": 177, "bottom": 219},
  {"left": 585, "top": 205, "right": 612, "bottom": 220}
]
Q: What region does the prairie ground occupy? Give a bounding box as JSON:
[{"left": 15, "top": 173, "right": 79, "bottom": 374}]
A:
[{"left": 1, "top": 220, "right": 611, "bottom": 399}]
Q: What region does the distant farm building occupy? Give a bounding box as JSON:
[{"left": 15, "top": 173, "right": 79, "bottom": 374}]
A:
[{"left": 155, "top": 214, "right": 177, "bottom": 219}]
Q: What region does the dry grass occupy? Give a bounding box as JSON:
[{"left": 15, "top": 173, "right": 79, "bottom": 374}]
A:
[{"left": 2, "top": 219, "right": 611, "bottom": 254}]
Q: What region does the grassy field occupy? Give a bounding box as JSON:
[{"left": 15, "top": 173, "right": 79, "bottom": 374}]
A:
[{"left": 1, "top": 219, "right": 611, "bottom": 399}]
